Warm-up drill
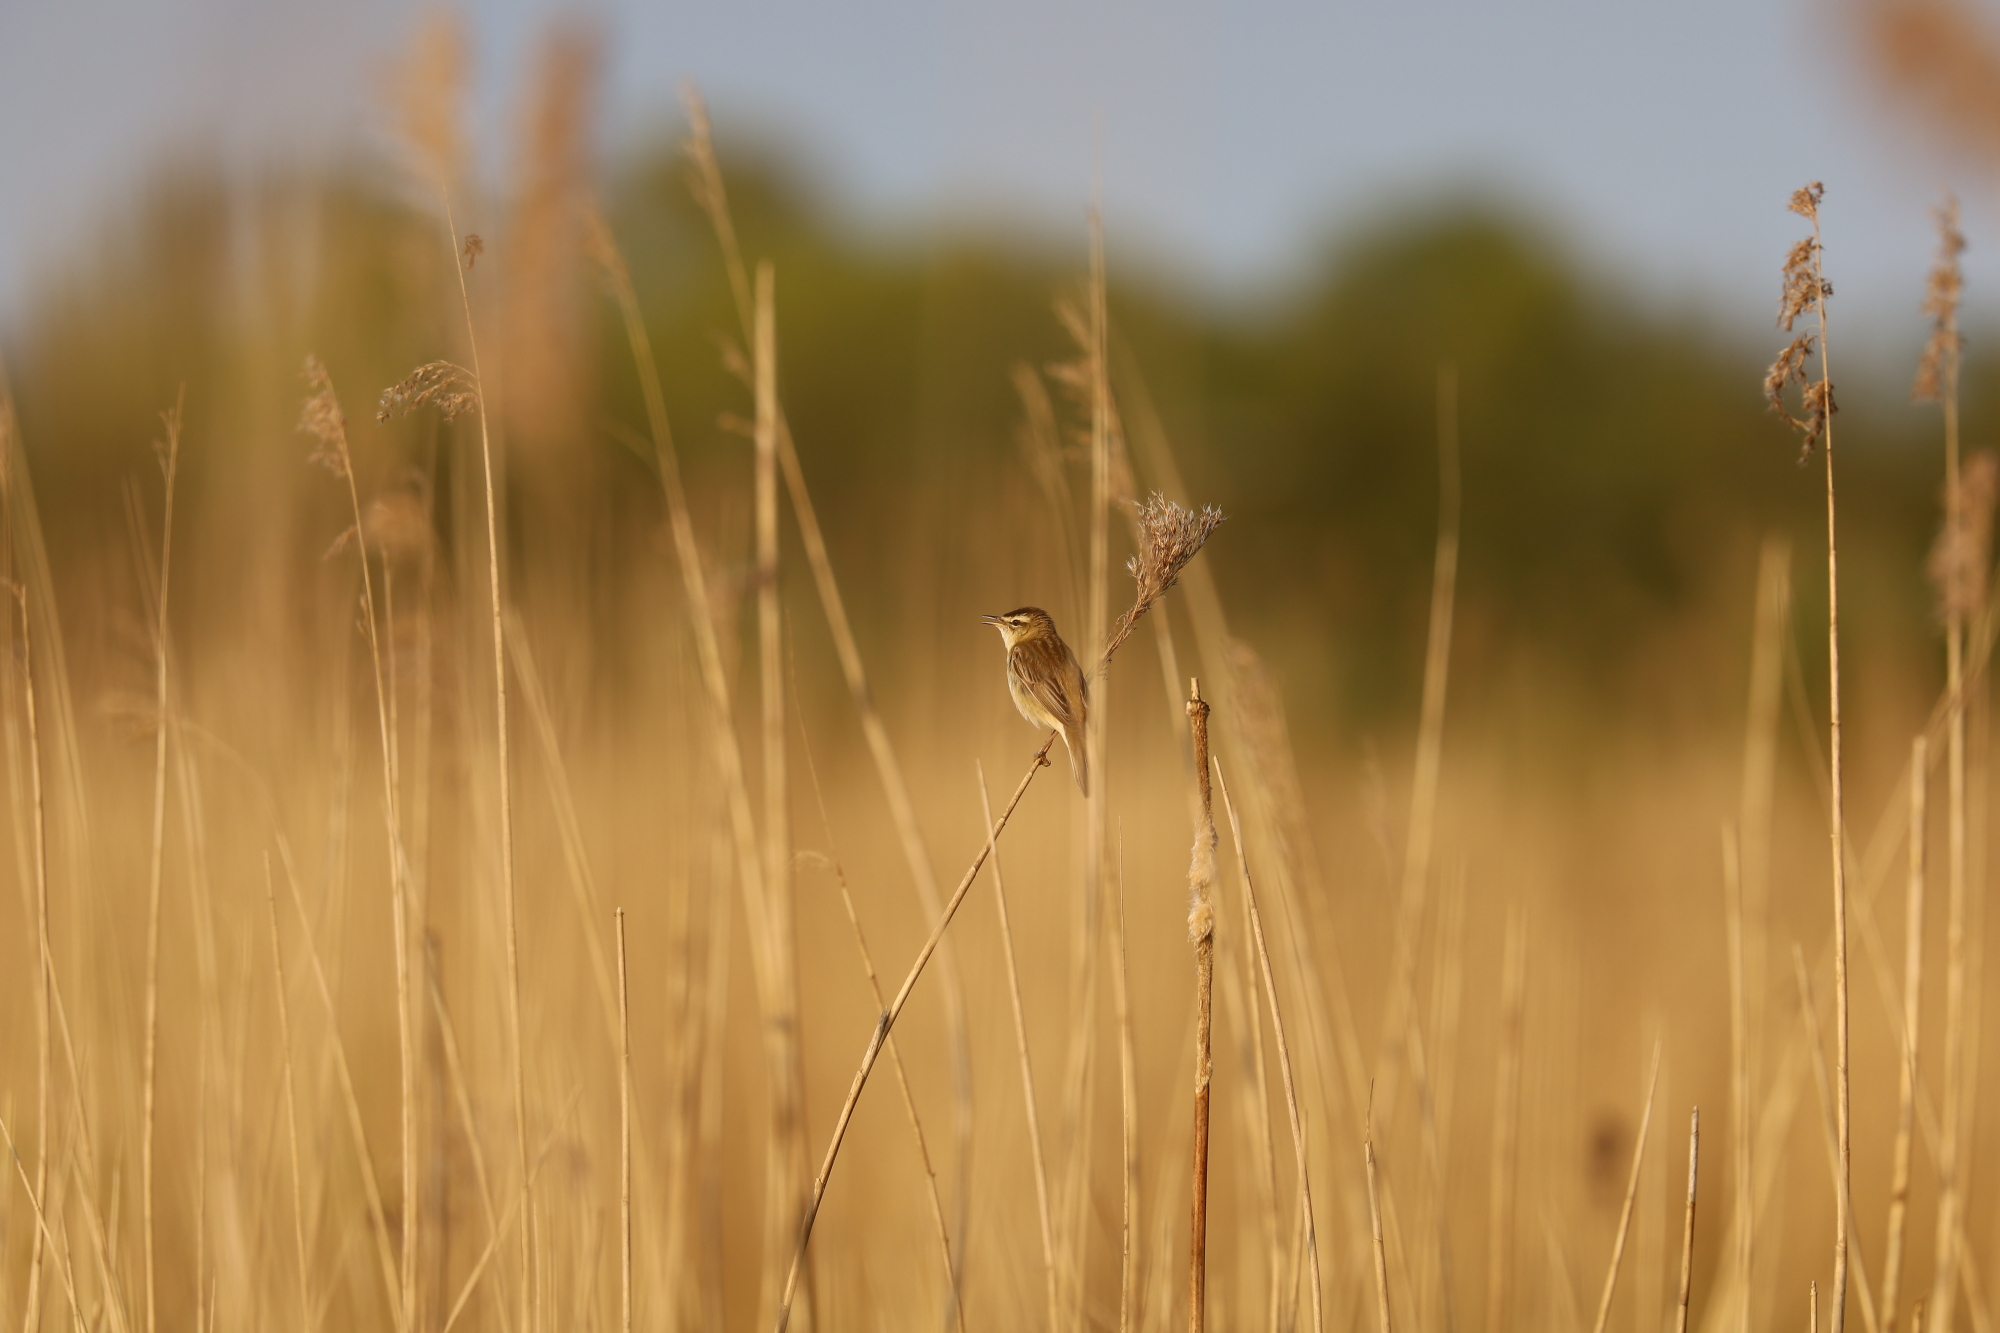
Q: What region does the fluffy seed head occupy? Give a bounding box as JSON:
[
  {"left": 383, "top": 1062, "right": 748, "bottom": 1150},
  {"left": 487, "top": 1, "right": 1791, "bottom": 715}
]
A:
[
  {"left": 300, "top": 355, "right": 350, "bottom": 478},
  {"left": 1914, "top": 195, "right": 1966, "bottom": 403},
  {"left": 376, "top": 361, "right": 479, "bottom": 425},
  {"left": 1929, "top": 451, "right": 1999, "bottom": 622}
]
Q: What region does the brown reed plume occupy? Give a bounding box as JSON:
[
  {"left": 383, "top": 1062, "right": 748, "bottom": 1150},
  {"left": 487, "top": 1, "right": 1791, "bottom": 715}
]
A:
[
  {"left": 1103, "top": 495, "right": 1226, "bottom": 666},
  {"left": 1766, "top": 181, "right": 1852, "bottom": 1333}
]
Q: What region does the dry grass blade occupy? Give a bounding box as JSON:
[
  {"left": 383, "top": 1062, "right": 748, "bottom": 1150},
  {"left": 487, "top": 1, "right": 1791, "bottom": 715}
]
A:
[
  {"left": 1486, "top": 906, "right": 1528, "bottom": 1333},
  {"left": 1881, "top": 737, "right": 1926, "bottom": 1333},
  {"left": 1216, "top": 762, "right": 1324, "bottom": 1333},
  {"left": 978, "top": 761, "right": 1060, "bottom": 1333},
  {"left": 263, "top": 866, "right": 311, "bottom": 1330},
  {"left": 138, "top": 394, "right": 179, "bottom": 1333},
  {"left": 1587, "top": 1039, "right": 1662, "bottom": 1333},
  {"left": 1367, "top": 1100, "right": 1392, "bottom": 1333},
  {"left": 1675, "top": 1108, "right": 1699, "bottom": 1333},
  {"left": 772, "top": 732, "right": 1060, "bottom": 1333},
  {"left": 617, "top": 908, "right": 633, "bottom": 1333}
]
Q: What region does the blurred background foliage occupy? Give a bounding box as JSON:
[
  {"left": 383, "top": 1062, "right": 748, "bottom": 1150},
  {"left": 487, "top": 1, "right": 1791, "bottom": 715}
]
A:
[{"left": 0, "top": 130, "right": 1978, "bottom": 754}]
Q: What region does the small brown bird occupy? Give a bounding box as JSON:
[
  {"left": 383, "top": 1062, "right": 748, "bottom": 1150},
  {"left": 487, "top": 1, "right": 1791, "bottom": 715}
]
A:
[{"left": 983, "top": 606, "right": 1090, "bottom": 795}]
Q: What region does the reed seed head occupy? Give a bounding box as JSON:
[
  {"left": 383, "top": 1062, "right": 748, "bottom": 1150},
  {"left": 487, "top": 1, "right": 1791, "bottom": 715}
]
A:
[
  {"left": 1914, "top": 195, "right": 1965, "bottom": 403},
  {"left": 299, "top": 355, "right": 350, "bottom": 478},
  {"left": 376, "top": 361, "right": 479, "bottom": 425},
  {"left": 1767, "top": 185, "right": 1837, "bottom": 461},
  {"left": 1129, "top": 493, "right": 1226, "bottom": 611}
]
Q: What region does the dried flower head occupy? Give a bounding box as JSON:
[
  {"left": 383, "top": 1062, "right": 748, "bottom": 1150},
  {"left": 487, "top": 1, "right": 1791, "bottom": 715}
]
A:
[
  {"left": 1929, "top": 450, "right": 1999, "bottom": 622},
  {"left": 1914, "top": 195, "right": 1966, "bottom": 403},
  {"left": 300, "top": 355, "right": 351, "bottom": 478},
  {"left": 1129, "top": 493, "right": 1226, "bottom": 610},
  {"left": 1767, "top": 184, "right": 1837, "bottom": 461},
  {"left": 462, "top": 233, "right": 484, "bottom": 270},
  {"left": 376, "top": 361, "right": 479, "bottom": 424}
]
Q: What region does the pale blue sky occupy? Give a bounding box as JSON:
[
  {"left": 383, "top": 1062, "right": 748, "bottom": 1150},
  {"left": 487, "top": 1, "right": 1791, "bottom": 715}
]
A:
[{"left": 0, "top": 0, "right": 1992, "bottom": 344}]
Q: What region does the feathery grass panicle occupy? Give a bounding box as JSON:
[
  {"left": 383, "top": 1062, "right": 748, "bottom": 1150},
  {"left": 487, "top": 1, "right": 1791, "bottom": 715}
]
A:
[
  {"left": 1913, "top": 196, "right": 1964, "bottom": 404},
  {"left": 1102, "top": 493, "right": 1224, "bottom": 662},
  {"left": 376, "top": 360, "right": 480, "bottom": 424},
  {"left": 300, "top": 355, "right": 352, "bottom": 476},
  {"left": 391, "top": 8, "right": 469, "bottom": 188}
]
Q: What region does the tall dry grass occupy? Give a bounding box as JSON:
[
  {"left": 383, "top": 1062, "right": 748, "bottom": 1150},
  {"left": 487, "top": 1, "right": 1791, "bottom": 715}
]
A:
[{"left": 4, "top": 16, "right": 2000, "bottom": 1333}]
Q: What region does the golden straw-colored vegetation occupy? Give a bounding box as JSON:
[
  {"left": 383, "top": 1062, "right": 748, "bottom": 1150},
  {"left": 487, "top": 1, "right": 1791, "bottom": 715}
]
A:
[{"left": 3, "top": 6, "right": 2000, "bottom": 1332}]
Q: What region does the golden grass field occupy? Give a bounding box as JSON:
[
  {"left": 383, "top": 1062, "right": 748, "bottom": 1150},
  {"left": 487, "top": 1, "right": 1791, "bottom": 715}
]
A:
[{"left": 4, "top": 8, "right": 2000, "bottom": 1333}]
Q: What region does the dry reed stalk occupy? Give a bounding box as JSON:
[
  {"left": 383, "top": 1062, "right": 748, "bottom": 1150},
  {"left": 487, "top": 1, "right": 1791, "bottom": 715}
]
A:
[
  {"left": 1216, "top": 763, "right": 1323, "bottom": 1333},
  {"left": 11, "top": 581, "right": 130, "bottom": 1333},
  {"left": 809, "top": 839, "right": 964, "bottom": 1332},
  {"left": 752, "top": 262, "right": 811, "bottom": 1323},
  {"left": 977, "top": 761, "right": 1060, "bottom": 1332},
  {"left": 0, "top": 1116, "right": 81, "bottom": 1326},
  {"left": 1735, "top": 532, "right": 1790, "bottom": 1333},
  {"left": 307, "top": 356, "right": 422, "bottom": 1333},
  {"left": 679, "top": 99, "right": 973, "bottom": 1310},
  {"left": 275, "top": 816, "right": 405, "bottom": 1323},
  {"left": 1881, "top": 737, "right": 1926, "bottom": 1333},
  {"left": 1485, "top": 905, "right": 1527, "bottom": 1333},
  {"left": 1723, "top": 823, "right": 1749, "bottom": 1333},
  {"left": 1186, "top": 680, "right": 1218, "bottom": 1333},
  {"left": 677, "top": 96, "right": 979, "bottom": 1254},
  {"left": 1767, "top": 182, "right": 1849, "bottom": 1333},
  {"left": 5, "top": 471, "right": 49, "bottom": 1333},
  {"left": 1792, "top": 947, "right": 1883, "bottom": 1333},
  {"left": 264, "top": 866, "right": 312, "bottom": 1329},
  {"left": 616, "top": 909, "right": 632, "bottom": 1333},
  {"left": 1675, "top": 1108, "right": 1699, "bottom": 1333},
  {"left": 795, "top": 709, "right": 964, "bottom": 1332},
  {"left": 438, "top": 1091, "right": 585, "bottom": 1333},
  {"left": 1368, "top": 1101, "right": 1392, "bottom": 1333},
  {"left": 137, "top": 395, "right": 179, "bottom": 1333},
  {"left": 1084, "top": 202, "right": 1118, "bottom": 1332},
  {"left": 1111, "top": 833, "right": 1140, "bottom": 1333},
  {"left": 586, "top": 217, "right": 786, "bottom": 1330},
  {"left": 772, "top": 730, "right": 1061, "bottom": 1333},
  {"left": 378, "top": 151, "right": 531, "bottom": 1321},
  {"left": 1918, "top": 196, "right": 1972, "bottom": 1333},
  {"left": 1587, "top": 1039, "right": 1662, "bottom": 1333}
]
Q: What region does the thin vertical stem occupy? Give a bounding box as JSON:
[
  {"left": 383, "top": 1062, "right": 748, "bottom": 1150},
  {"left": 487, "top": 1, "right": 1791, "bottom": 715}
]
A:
[
  {"left": 1368, "top": 1109, "right": 1393, "bottom": 1333},
  {"left": 1216, "top": 765, "right": 1323, "bottom": 1333},
  {"left": 1933, "top": 293, "right": 1969, "bottom": 1333},
  {"left": 1882, "top": 737, "right": 1926, "bottom": 1333},
  {"left": 1588, "top": 1040, "right": 1663, "bottom": 1333},
  {"left": 265, "top": 866, "right": 312, "bottom": 1330},
  {"left": 1676, "top": 1109, "right": 1700, "bottom": 1333},
  {"left": 440, "top": 186, "right": 529, "bottom": 1333},
  {"left": 979, "top": 763, "right": 1060, "bottom": 1332},
  {"left": 1485, "top": 907, "right": 1526, "bottom": 1333},
  {"left": 752, "top": 260, "right": 808, "bottom": 1326},
  {"left": 1808, "top": 205, "right": 1852, "bottom": 1333},
  {"left": 140, "top": 396, "right": 180, "bottom": 1333},
  {"left": 617, "top": 909, "right": 632, "bottom": 1333},
  {"left": 1186, "top": 679, "right": 1217, "bottom": 1333}
]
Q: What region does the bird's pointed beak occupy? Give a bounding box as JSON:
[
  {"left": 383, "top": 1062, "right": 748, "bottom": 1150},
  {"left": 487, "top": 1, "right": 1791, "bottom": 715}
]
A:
[{"left": 980, "top": 613, "right": 1005, "bottom": 627}]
